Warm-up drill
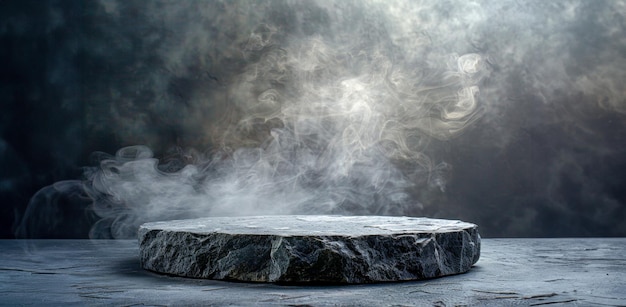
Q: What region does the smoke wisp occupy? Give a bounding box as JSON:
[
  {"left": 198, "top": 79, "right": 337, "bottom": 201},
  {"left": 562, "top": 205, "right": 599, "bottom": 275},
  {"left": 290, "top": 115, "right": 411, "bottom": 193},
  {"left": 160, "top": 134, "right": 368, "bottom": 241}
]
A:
[
  {"left": 8, "top": 0, "right": 626, "bottom": 238},
  {"left": 80, "top": 1, "right": 486, "bottom": 238}
]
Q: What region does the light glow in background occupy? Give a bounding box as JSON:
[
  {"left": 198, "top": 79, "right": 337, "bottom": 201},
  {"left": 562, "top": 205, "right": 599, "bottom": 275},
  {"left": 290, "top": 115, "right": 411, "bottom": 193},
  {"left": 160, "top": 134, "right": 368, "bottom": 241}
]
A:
[{"left": 2, "top": 0, "right": 625, "bottom": 238}]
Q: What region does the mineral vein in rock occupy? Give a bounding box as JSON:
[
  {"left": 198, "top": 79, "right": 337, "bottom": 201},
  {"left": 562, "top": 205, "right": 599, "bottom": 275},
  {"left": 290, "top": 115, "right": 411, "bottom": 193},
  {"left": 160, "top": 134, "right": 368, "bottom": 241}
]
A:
[{"left": 138, "top": 215, "right": 480, "bottom": 283}]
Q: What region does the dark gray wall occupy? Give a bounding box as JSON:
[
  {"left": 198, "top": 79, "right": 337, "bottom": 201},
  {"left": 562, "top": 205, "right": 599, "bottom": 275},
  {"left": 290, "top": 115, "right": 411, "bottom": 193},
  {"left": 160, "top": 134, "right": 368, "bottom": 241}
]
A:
[{"left": 2, "top": 0, "right": 625, "bottom": 238}]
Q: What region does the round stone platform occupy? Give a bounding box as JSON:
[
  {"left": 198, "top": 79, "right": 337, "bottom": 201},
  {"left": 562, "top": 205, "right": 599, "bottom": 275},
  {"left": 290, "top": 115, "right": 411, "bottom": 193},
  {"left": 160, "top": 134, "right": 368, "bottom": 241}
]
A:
[{"left": 138, "top": 215, "right": 480, "bottom": 283}]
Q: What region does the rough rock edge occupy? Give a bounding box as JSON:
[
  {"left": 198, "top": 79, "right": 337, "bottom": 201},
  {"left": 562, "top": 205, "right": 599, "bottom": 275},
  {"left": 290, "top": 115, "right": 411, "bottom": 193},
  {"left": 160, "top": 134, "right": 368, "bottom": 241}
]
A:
[{"left": 139, "top": 219, "right": 480, "bottom": 283}]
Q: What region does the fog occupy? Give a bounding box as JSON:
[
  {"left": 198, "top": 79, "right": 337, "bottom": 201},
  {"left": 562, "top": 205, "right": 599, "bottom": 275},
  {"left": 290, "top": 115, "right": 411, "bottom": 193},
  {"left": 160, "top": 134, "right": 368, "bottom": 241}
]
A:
[{"left": 2, "top": 0, "right": 625, "bottom": 238}]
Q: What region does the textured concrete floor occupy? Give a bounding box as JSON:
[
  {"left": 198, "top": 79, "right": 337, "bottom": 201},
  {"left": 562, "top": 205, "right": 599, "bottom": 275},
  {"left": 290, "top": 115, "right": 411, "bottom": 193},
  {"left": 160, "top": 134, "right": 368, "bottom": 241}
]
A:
[{"left": 1, "top": 238, "right": 625, "bottom": 306}]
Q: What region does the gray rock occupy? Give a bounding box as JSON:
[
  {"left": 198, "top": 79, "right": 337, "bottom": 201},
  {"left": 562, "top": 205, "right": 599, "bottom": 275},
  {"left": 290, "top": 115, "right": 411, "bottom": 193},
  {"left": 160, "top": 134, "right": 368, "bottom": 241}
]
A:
[{"left": 138, "top": 215, "right": 480, "bottom": 283}]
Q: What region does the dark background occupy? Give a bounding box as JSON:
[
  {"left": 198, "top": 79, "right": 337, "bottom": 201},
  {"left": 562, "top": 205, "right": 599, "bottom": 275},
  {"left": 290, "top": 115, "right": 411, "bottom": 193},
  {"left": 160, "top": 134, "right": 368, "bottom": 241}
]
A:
[{"left": 2, "top": 0, "right": 625, "bottom": 238}]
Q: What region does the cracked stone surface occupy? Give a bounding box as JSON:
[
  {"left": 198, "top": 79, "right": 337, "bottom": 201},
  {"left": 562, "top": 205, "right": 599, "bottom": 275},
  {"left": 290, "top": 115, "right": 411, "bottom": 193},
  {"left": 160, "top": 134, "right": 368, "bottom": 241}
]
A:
[
  {"left": 138, "top": 215, "right": 480, "bottom": 283},
  {"left": 4, "top": 238, "right": 624, "bottom": 305}
]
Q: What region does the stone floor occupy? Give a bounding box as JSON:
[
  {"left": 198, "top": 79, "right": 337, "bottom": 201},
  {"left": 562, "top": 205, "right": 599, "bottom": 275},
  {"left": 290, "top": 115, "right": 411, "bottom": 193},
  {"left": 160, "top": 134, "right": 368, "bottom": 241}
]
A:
[{"left": 1, "top": 238, "right": 625, "bottom": 306}]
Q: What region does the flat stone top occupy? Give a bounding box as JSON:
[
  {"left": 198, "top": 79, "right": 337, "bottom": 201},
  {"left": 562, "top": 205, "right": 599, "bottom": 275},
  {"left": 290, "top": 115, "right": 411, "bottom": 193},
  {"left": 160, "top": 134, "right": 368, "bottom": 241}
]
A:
[{"left": 139, "top": 215, "right": 477, "bottom": 236}]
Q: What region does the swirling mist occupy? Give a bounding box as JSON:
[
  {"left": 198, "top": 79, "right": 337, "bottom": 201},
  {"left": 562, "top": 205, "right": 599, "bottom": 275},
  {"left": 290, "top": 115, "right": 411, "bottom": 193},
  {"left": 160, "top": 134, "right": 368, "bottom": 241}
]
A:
[
  {"left": 84, "top": 1, "right": 486, "bottom": 238},
  {"left": 7, "top": 0, "right": 626, "bottom": 238}
]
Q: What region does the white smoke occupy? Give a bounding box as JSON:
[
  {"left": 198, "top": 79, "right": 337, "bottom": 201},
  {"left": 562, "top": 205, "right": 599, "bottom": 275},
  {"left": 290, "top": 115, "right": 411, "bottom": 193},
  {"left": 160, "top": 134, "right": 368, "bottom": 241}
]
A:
[
  {"left": 79, "top": 0, "right": 487, "bottom": 238},
  {"left": 9, "top": 0, "right": 626, "bottom": 239}
]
